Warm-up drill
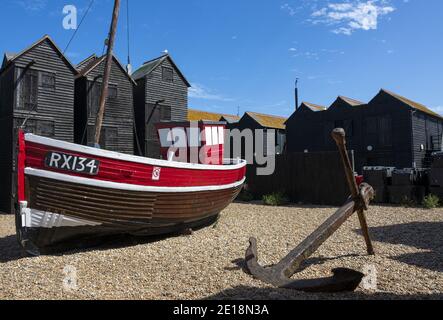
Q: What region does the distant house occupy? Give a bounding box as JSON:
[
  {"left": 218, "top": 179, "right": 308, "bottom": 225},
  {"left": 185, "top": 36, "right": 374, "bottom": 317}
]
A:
[
  {"left": 132, "top": 54, "right": 191, "bottom": 158},
  {"left": 231, "top": 111, "right": 287, "bottom": 160},
  {"left": 74, "top": 54, "right": 136, "bottom": 155},
  {"left": 0, "top": 35, "right": 77, "bottom": 213},
  {"left": 188, "top": 108, "right": 240, "bottom": 127},
  {"left": 285, "top": 89, "right": 443, "bottom": 171}
]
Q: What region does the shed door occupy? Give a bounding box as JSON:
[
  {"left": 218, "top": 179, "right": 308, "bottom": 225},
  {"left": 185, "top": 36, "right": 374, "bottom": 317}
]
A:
[{"left": 146, "top": 104, "right": 161, "bottom": 158}]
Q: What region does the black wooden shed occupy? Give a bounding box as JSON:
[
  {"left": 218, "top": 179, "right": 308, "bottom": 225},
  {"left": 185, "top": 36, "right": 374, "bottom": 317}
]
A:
[
  {"left": 132, "top": 54, "right": 190, "bottom": 158},
  {"left": 228, "top": 112, "right": 287, "bottom": 162},
  {"left": 285, "top": 89, "right": 443, "bottom": 172},
  {"left": 0, "top": 35, "right": 77, "bottom": 213},
  {"left": 74, "top": 54, "right": 136, "bottom": 155}
]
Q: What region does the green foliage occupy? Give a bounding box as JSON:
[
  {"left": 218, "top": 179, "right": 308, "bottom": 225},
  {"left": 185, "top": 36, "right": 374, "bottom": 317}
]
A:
[
  {"left": 422, "top": 194, "right": 440, "bottom": 209},
  {"left": 400, "top": 196, "right": 416, "bottom": 208},
  {"left": 263, "top": 192, "right": 289, "bottom": 207}
]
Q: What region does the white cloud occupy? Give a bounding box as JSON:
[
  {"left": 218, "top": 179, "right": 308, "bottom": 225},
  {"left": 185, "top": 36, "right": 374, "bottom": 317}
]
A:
[
  {"left": 311, "top": 1, "right": 395, "bottom": 35},
  {"left": 15, "top": 0, "right": 47, "bottom": 12},
  {"left": 281, "top": 3, "right": 297, "bottom": 16},
  {"left": 189, "top": 83, "right": 234, "bottom": 102}
]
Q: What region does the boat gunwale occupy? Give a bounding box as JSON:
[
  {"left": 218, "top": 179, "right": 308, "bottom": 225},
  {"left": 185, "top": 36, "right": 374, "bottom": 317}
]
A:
[
  {"left": 25, "top": 133, "right": 247, "bottom": 171},
  {"left": 25, "top": 168, "right": 246, "bottom": 193}
]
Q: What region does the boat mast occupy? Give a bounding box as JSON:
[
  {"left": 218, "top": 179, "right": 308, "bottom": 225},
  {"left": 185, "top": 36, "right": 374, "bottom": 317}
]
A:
[{"left": 93, "top": 0, "right": 121, "bottom": 146}]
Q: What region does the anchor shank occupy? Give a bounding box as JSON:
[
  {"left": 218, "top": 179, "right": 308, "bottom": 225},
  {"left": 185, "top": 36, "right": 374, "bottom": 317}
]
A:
[
  {"left": 332, "top": 128, "right": 375, "bottom": 255},
  {"left": 276, "top": 199, "right": 356, "bottom": 278}
]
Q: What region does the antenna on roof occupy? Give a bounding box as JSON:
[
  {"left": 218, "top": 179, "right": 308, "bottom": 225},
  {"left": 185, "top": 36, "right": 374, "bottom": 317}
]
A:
[
  {"left": 295, "top": 78, "right": 299, "bottom": 111},
  {"left": 125, "top": 0, "right": 132, "bottom": 75},
  {"left": 237, "top": 106, "right": 240, "bottom": 117}
]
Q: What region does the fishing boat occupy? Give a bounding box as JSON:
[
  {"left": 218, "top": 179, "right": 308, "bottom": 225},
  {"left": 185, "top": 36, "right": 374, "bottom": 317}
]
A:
[
  {"left": 16, "top": 129, "right": 246, "bottom": 253},
  {"left": 14, "top": 0, "right": 247, "bottom": 254}
]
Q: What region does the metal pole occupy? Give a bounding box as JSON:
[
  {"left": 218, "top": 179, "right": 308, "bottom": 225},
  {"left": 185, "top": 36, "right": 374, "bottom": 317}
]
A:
[{"left": 94, "top": 0, "right": 121, "bottom": 146}]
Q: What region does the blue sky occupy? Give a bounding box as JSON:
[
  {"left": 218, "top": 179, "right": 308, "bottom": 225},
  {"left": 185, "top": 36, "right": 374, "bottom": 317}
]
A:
[{"left": 1, "top": 0, "right": 442, "bottom": 117}]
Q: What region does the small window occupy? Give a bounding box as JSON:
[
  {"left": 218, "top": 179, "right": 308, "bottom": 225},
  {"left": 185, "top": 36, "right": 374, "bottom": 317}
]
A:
[
  {"left": 162, "top": 67, "right": 173, "bottom": 83},
  {"left": 40, "top": 72, "right": 56, "bottom": 91},
  {"left": 17, "top": 68, "right": 38, "bottom": 111},
  {"left": 160, "top": 105, "right": 172, "bottom": 121},
  {"left": 37, "top": 120, "right": 55, "bottom": 137},
  {"left": 108, "top": 84, "right": 118, "bottom": 99},
  {"left": 15, "top": 118, "right": 55, "bottom": 138},
  {"left": 88, "top": 82, "right": 118, "bottom": 117},
  {"left": 87, "top": 125, "right": 118, "bottom": 149}
]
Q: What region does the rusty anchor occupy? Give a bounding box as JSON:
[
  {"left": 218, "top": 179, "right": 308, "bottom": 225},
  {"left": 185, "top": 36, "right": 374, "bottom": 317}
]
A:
[{"left": 244, "top": 128, "right": 375, "bottom": 292}]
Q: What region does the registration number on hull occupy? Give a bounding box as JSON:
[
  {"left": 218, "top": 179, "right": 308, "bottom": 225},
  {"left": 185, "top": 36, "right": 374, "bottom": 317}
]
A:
[{"left": 45, "top": 152, "right": 100, "bottom": 176}]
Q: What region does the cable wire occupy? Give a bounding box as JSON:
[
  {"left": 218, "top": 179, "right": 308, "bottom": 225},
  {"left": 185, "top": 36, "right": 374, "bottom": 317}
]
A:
[{"left": 63, "top": 0, "right": 96, "bottom": 55}]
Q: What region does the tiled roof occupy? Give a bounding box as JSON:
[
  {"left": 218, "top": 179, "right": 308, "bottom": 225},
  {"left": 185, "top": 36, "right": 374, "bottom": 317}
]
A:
[
  {"left": 0, "top": 35, "right": 77, "bottom": 75},
  {"left": 246, "top": 112, "right": 287, "bottom": 130},
  {"left": 301, "top": 102, "right": 326, "bottom": 112},
  {"left": 132, "top": 53, "right": 191, "bottom": 87},
  {"left": 381, "top": 89, "right": 443, "bottom": 119},
  {"left": 76, "top": 54, "right": 98, "bottom": 73},
  {"left": 188, "top": 109, "right": 240, "bottom": 122},
  {"left": 75, "top": 54, "right": 136, "bottom": 85},
  {"left": 338, "top": 96, "right": 364, "bottom": 106},
  {"left": 220, "top": 115, "right": 241, "bottom": 124}
]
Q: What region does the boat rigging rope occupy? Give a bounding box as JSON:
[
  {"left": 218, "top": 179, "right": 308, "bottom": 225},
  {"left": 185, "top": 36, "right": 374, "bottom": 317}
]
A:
[{"left": 63, "top": 0, "right": 96, "bottom": 55}]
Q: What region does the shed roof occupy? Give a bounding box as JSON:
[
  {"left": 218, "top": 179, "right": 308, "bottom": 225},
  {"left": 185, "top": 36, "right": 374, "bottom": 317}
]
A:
[
  {"left": 380, "top": 89, "right": 442, "bottom": 119},
  {"left": 76, "top": 53, "right": 136, "bottom": 85},
  {"left": 220, "top": 115, "right": 241, "bottom": 124},
  {"left": 188, "top": 109, "right": 240, "bottom": 123},
  {"left": 338, "top": 96, "right": 365, "bottom": 106},
  {"left": 132, "top": 54, "right": 191, "bottom": 87},
  {"left": 0, "top": 35, "right": 77, "bottom": 75},
  {"left": 245, "top": 112, "right": 287, "bottom": 130},
  {"left": 301, "top": 102, "right": 326, "bottom": 112}
]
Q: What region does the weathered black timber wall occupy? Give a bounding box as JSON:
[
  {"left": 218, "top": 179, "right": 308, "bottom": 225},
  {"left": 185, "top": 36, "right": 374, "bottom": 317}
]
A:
[
  {"left": 245, "top": 151, "right": 354, "bottom": 206},
  {"left": 285, "top": 91, "right": 443, "bottom": 173},
  {"left": 412, "top": 111, "right": 443, "bottom": 168},
  {"left": 11, "top": 38, "right": 76, "bottom": 142},
  {"left": 228, "top": 114, "right": 286, "bottom": 162},
  {"left": 0, "top": 37, "right": 76, "bottom": 214},
  {"left": 134, "top": 58, "right": 188, "bottom": 158},
  {"left": 144, "top": 58, "right": 188, "bottom": 121},
  {"left": 0, "top": 66, "right": 14, "bottom": 213},
  {"left": 133, "top": 78, "right": 146, "bottom": 156},
  {"left": 75, "top": 57, "right": 134, "bottom": 155}
]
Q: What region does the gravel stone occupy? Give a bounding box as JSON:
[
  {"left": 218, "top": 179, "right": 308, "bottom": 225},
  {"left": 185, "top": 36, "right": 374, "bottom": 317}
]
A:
[{"left": 0, "top": 203, "right": 442, "bottom": 300}]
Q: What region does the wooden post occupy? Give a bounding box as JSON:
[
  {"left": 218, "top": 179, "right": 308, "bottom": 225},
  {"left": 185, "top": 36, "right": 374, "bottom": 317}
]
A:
[
  {"left": 94, "top": 0, "right": 121, "bottom": 146},
  {"left": 332, "top": 128, "right": 375, "bottom": 255}
]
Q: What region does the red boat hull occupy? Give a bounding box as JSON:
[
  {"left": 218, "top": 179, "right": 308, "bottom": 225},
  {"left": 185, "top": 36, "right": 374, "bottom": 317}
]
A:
[{"left": 16, "top": 131, "right": 246, "bottom": 254}]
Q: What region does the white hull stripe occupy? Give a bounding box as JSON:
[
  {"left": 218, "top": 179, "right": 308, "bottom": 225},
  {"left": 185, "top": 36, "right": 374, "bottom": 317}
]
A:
[
  {"left": 20, "top": 202, "right": 101, "bottom": 229},
  {"left": 25, "top": 133, "right": 247, "bottom": 171},
  {"left": 25, "top": 168, "right": 246, "bottom": 193}
]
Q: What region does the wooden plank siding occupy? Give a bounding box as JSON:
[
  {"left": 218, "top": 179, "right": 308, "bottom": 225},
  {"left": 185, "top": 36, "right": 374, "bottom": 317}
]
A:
[
  {"left": 0, "top": 36, "right": 77, "bottom": 213},
  {"left": 286, "top": 90, "right": 443, "bottom": 173},
  {"left": 246, "top": 152, "right": 353, "bottom": 206},
  {"left": 75, "top": 56, "right": 134, "bottom": 155},
  {"left": 0, "top": 67, "right": 15, "bottom": 213},
  {"left": 133, "top": 56, "right": 189, "bottom": 159}
]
